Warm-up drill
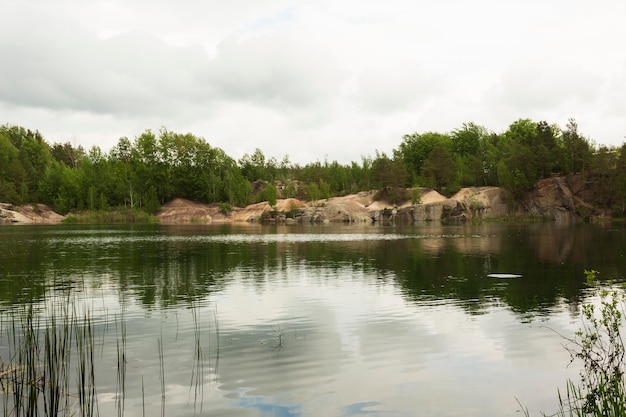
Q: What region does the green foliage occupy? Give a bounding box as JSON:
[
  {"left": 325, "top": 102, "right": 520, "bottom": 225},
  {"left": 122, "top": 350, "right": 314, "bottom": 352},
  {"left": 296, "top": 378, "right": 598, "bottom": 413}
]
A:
[
  {"left": 370, "top": 151, "right": 409, "bottom": 191},
  {"left": 373, "top": 187, "right": 409, "bottom": 206},
  {"left": 397, "top": 131, "right": 451, "bottom": 183},
  {"left": 2, "top": 118, "right": 626, "bottom": 218},
  {"left": 540, "top": 270, "right": 626, "bottom": 417},
  {"left": 219, "top": 202, "right": 232, "bottom": 216},
  {"left": 319, "top": 178, "right": 331, "bottom": 200},
  {"left": 306, "top": 182, "right": 321, "bottom": 202},
  {"left": 562, "top": 118, "right": 593, "bottom": 174},
  {"left": 411, "top": 188, "right": 421, "bottom": 205},
  {"left": 61, "top": 209, "right": 159, "bottom": 224},
  {"left": 519, "top": 270, "right": 626, "bottom": 417},
  {"left": 266, "top": 183, "right": 278, "bottom": 207},
  {"left": 282, "top": 181, "right": 298, "bottom": 199},
  {"left": 558, "top": 270, "right": 626, "bottom": 416},
  {"left": 422, "top": 144, "right": 456, "bottom": 191}
]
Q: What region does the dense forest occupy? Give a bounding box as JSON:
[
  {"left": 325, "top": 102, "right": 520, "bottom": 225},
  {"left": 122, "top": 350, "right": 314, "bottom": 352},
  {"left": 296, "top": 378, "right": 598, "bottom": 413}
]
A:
[{"left": 1, "top": 118, "right": 626, "bottom": 216}]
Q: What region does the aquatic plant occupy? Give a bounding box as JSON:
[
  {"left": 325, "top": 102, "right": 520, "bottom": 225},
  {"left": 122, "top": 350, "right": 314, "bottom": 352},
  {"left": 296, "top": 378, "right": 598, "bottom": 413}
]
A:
[
  {"left": 0, "top": 297, "right": 222, "bottom": 417},
  {"left": 554, "top": 270, "right": 626, "bottom": 416},
  {"left": 521, "top": 270, "right": 626, "bottom": 416},
  {"left": 0, "top": 303, "right": 90, "bottom": 417}
]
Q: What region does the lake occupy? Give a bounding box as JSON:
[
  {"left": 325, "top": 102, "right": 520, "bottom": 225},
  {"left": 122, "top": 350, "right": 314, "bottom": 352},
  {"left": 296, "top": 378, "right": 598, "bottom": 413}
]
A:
[{"left": 1, "top": 222, "right": 625, "bottom": 417}]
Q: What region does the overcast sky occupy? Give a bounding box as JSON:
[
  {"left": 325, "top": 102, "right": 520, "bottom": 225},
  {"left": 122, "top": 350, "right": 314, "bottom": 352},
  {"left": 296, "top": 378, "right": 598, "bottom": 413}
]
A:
[{"left": 1, "top": 0, "right": 625, "bottom": 164}]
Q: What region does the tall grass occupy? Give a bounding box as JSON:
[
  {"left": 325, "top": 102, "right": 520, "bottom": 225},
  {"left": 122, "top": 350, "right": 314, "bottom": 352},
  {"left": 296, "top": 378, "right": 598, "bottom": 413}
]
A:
[
  {"left": 62, "top": 209, "right": 159, "bottom": 224},
  {"left": 115, "top": 310, "right": 127, "bottom": 417},
  {"left": 1, "top": 300, "right": 220, "bottom": 417},
  {"left": 189, "top": 305, "right": 204, "bottom": 414},
  {"left": 551, "top": 270, "right": 626, "bottom": 417},
  {"left": 0, "top": 305, "right": 96, "bottom": 417},
  {"left": 75, "top": 308, "right": 97, "bottom": 417}
]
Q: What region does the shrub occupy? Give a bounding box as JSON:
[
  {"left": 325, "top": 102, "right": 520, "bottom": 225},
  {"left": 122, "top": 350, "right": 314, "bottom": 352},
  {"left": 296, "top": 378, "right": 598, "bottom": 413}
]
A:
[
  {"left": 218, "top": 202, "right": 232, "bottom": 216},
  {"left": 523, "top": 270, "right": 626, "bottom": 417},
  {"left": 556, "top": 270, "right": 626, "bottom": 416}
]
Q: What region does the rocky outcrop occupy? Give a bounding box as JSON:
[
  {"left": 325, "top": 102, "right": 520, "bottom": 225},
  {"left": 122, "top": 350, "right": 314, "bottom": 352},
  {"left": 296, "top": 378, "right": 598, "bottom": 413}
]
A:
[
  {"left": 158, "top": 198, "right": 224, "bottom": 223},
  {"left": 522, "top": 176, "right": 595, "bottom": 222},
  {"left": 1, "top": 175, "right": 598, "bottom": 225},
  {"left": 395, "top": 199, "right": 467, "bottom": 223},
  {"left": 389, "top": 187, "right": 512, "bottom": 224},
  {"left": 155, "top": 181, "right": 591, "bottom": 225},
  {"left": 0, "top": 203, "right": 65, "bottom": 224}
]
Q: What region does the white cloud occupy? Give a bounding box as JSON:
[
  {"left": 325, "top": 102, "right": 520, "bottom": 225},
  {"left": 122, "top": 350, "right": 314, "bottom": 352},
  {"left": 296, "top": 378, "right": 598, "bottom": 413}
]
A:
[{"left": 1, "top": 0, "right": 625, "bottom": 163}]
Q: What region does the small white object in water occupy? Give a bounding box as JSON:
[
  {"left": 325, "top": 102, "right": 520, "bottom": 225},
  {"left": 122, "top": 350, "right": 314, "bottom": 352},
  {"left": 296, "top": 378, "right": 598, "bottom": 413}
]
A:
[{"left": 487, "top": 273, "right": 522, "bottom": 279}]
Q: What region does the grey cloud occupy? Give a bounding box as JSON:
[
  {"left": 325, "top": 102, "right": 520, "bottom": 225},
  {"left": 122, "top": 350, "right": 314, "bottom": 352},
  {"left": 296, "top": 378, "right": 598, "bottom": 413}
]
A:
[
  {"left": 201, "top": 32, "right": 343, "bottom": 111},
  {"left": 484, "top": 61, "right": 604, "bottom": 119},
  {"left": 353, "top": 62, "right": 443, "bottom": 114},
  {"left": 0, "top": 7, "right": 209, "bottom": 117}
]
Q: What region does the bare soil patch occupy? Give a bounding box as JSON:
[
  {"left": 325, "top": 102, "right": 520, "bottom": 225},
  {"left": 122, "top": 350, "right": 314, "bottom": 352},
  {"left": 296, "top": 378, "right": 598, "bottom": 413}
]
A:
[{"left": 0, "top": 203, "right": 65, "bottom": 224}]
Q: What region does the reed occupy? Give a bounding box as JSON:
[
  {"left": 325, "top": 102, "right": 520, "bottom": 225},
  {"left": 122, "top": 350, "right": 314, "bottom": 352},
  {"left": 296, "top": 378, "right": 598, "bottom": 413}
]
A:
[
  {"left": 115, "top": 311, "right": 127, "bottom": 417},
  {"left": 213, "top": 305, "right": 220, "bottom": 383},
  {"left": 0, "top": 303, "right": 97, "bottom": 417},
  {"left": 62, "top": 209, "right": 159, "bottom": 224},
  {"left": 189, "top": 304, "right": 204, "bottom": 414},
  {"left": 74, "top": 308, "right": 97, "bottom": 417},
  {"left": 42, "top": 301, "right": 71, "bottom": 416},
  {"left": 1, "top": 299, "right": 220, "bottom": 417},
  {"left": 158, "top": 335, "right": 165, "bottom": 417}
]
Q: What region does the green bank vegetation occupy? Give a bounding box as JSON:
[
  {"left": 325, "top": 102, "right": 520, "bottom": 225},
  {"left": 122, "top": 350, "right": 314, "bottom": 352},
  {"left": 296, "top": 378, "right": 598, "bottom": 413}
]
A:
[
  {"left": 1, "top": 119, "right": 626, "bottom": 218},
  {"left": 519, "top": 270, "right": 626, "bottom": 416}
]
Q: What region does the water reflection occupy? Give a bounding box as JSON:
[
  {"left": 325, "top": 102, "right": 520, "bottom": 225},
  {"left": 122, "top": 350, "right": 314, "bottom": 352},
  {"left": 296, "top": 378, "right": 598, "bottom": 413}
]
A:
[
  {"left": 1, "top": 223, "right": 625, "bottom": 416},
  {"left": 0, "top": 223, "right": 624, "bottom": 314}
]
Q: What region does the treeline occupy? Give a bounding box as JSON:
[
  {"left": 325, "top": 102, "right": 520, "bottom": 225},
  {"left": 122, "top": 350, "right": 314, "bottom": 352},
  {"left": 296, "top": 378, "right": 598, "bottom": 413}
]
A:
[{"left": 1, "top": 118, "right": 626, "bottom": 216}]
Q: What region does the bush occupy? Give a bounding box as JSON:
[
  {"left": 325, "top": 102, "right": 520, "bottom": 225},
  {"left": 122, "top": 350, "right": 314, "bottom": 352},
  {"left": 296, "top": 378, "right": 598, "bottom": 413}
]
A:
[
  {"left": 556, "top": 270, "right": 626, "bottom": 416},
  {"left": 218, "top": 202, "right": 232, "bottom": 216},
  {"left": 523, "top": 270, "right": 626, "bottom": 417}
]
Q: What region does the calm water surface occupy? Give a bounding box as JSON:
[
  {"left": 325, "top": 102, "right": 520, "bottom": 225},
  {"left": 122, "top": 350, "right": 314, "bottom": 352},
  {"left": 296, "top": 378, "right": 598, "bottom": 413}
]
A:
[{"left": 1, "top": 222, "right": 625, "bottom": 416}]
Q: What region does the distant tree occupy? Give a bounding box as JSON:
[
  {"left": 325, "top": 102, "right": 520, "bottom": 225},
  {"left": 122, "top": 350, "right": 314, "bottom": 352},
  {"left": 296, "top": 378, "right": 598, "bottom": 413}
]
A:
[
  {"left": 535, "top": 120, "right": 562, "bottom": 176},
  {"left": 0, "top": 131, "right": 20, "bottom": 203},
  {"left": 451, "top": 122, "right": 488, "bottom": 156},
  {"left": 306, "top": 182, "right": 321, "bottom": 202},
  {"left": 396, "top": 132, "right": 451, "bottom": 183},
  {"left": 51, "top": 142, "right": 85, "bottom": 168},
  {"left": 266, "top": 183, "right": 277, "bottom": 207},
  {"left": 110, "top": 136, "right": 136, "bottom": 207},
  {"left": 239, "top": 148, "right": 269, "bottom": 181},
  {"left": 371, "top": 151, "right": 408, "bottom": 190},
  {"left": 561, "top": 118, "right": 593, "bottom": 174},
  {"left": 421, "top": 144, "right": 456, "bottom": 191},
  {"left": 587, "top": 145, "right": 618, "bottom": 209}
]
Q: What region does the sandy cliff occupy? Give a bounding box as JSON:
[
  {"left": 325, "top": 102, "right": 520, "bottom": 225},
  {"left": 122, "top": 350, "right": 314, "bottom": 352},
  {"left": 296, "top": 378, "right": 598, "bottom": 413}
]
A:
[
  {"left": 0, "top": 175, "right": 598, "bottom": 225},
  {"left": 0, "top": 203, "right": 66, "bottom": 224}
]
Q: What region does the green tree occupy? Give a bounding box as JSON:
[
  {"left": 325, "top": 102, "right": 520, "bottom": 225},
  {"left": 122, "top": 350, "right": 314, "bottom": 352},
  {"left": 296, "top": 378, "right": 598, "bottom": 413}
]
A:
[
  {"left": 51, "top": 142, "right": 85, "bottom": 168},
  {"left": 396, "top": 132, "right": 451, "bottom": 184},
  {"left": 306, "top": 182, "right": 321, "bottom": 202},
  {"left": 535, "top": 120, "right": 562, "bottom": 176},
  {"left": 587, "top": 145, "right": 619, "bottom": 210},
  {"left": 451, "top": 122, "right": 488, "bottom": 157},
  {"left": 371, "top": 151, "right": 408, "bottom": 191},
  {"left": 422, "top": 144, "right": 456, "bottom": 191},
  {"left": 239, "top": 148, "right": 269, "bottom": 181},
  {"left": 614, "top": 143, "right": 626, "bottom": 216},
  {"left": 561, "top": 118, "right": 593, "bottom": 174},
  {"left": 266, "top": 183, "right": 277, "bottom": 207},
  {"left": 0, "top": 125, "right": 53, "bottom": 203},
  {"left": 0, "top": 131, "right": 20, "bottom": 203},
  {"left": 110, "top": 136, "right": 136, "bottom": 207}
]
